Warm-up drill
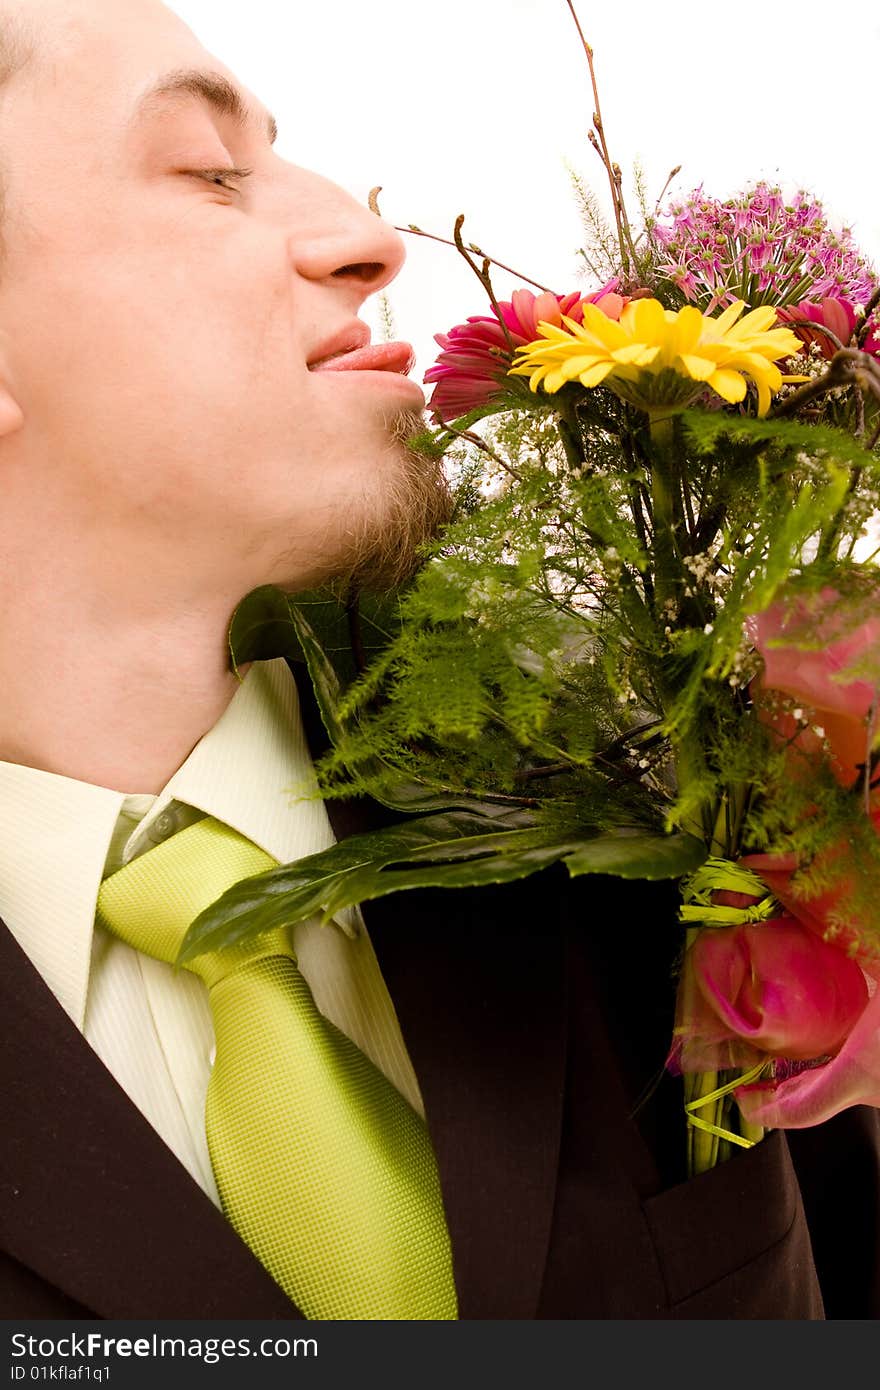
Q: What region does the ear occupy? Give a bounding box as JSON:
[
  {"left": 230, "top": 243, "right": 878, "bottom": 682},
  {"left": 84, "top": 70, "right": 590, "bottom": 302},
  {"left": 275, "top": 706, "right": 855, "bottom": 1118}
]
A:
[
  {"left": 0, "top": 389, "right": 24, "bottom": 436},
  {"left": 0, "top": 345, "right": 24, "bottom": 438}
]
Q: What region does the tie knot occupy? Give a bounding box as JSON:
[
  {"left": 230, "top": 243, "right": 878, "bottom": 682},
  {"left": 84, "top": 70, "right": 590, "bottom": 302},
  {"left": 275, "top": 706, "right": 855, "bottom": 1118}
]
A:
[{"left": 96, "top": 816, "right": 288, "bottom": 986}]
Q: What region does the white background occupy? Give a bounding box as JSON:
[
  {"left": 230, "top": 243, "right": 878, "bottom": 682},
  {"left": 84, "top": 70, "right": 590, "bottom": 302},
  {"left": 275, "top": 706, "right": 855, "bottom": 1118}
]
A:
[{"left": 170, "top": 0, "right": 880, "bottom": 389}]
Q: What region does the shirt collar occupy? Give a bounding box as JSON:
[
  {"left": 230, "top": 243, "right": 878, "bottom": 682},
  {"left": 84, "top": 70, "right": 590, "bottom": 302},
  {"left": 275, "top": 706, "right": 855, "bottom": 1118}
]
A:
[
  {"left": 0, "top": 659, "right": 339, "bottom": 1027},
  {"left": 128, "top": 658, "right": 337, "bottom": 867}
]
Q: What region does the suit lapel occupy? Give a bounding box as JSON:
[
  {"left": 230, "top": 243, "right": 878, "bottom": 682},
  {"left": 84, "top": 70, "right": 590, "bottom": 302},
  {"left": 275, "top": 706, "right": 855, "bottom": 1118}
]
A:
[
  {"left": 0, "top": 922, "right": 299, "bottom": 1319},
  {"left": 360, "top": 875, "right": 568, "bottom": 1320}
]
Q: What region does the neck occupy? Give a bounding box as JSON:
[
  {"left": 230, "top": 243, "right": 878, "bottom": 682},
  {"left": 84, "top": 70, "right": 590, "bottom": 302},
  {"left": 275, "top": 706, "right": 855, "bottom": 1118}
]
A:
[{"left": 0, "top": 549, "right": 256, "bottom": 794}]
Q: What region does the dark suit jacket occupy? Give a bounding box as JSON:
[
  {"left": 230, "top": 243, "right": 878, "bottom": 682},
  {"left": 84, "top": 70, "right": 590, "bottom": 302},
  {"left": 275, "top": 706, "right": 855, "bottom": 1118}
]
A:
[{"left": 2, "top": 662, "right": 879, "bottom": 1319}]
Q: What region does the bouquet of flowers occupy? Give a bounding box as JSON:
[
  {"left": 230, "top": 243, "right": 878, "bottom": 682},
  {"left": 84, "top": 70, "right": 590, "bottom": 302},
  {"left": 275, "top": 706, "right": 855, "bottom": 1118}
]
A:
[{"left": 183, "top": 3, "right": 880, "bottom": 1176}]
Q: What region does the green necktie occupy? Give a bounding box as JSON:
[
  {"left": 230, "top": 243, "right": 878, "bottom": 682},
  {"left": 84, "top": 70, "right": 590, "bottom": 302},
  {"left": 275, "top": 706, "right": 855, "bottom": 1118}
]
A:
[{"left": 96, "top": 815, "right": 458, "bottom": 1320}]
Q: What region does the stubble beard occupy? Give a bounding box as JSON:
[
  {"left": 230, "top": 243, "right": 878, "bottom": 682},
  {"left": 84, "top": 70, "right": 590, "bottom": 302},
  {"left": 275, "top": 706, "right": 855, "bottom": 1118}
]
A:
[{"left": 328, "top": 407, "right": 453, "bottom": 595}]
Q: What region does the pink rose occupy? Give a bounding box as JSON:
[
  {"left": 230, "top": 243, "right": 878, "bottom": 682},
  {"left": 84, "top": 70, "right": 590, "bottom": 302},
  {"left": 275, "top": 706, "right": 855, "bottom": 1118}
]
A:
[
  {"left": 752, "top": 586, "right": 879, "bottom": 723},
  {"left": 751, "top": 586, "right": 879, "bottom": 788},
  {"left": 736, "top": 975, "right": 880, "bottom": 1128},
  {"left": 674, "top": 916, "right": 869, "bottom": 1073},
  {"left": 741, "top": 804, "right": 880, "bottom": 961}
]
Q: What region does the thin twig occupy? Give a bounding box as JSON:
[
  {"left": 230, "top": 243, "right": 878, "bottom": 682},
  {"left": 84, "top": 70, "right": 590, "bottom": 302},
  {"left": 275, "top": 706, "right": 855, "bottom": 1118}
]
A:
[
  {"left": 397, "top": 222, "right": 553, "bottom": 293},
  {"left": 654, "top": 165, "right": 682, "bottom": 216},
  {"left": 769, "top": 349, "right": 878, "bottom": 419},
  {"left": 854, "top": 384, "right": 866, "bottom": 441},
  {"left": 564, "top": 0, "right": 636, "bottom": 272},
  {"left": 782, "top": 316, "right": 848, "bottom": 354},
  {"left": 371, "top": 184, "right": 553, "bottom": 295},
  {"left": 345, "top": 588, "right": 367, "bottom": 675},
  {"left": 439, "top": 420, "right": 526, "bottom": 484},
  {"left": 856, "top": 286, "right": 880, "bottom": 348},
  {"left": 449, "top": 216, "right": 518, "bottom": 354},
  {"left": 515, "top": 762, "right": 575, "bottom": 781}
]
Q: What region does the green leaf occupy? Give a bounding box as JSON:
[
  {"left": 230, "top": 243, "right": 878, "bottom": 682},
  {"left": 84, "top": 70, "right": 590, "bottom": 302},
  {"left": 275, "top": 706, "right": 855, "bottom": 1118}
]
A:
[
  {"left": 316, "top": 842, "right": 582, "bottom": 920},
  {"left": 564, "top": 830, "right": 707, "bottom": 880},
  {"left": 178, "top": 812, "right": 704, "bottom": 962},
  {"left": 291, "top": 590, "right": 404, "bottom": 690},
  {"left": 178, "top": 808, "right": 538, "bottom": 961},
  {"left": 227, "top": 585, "right": 305, "bottom": 675},
  {"left": 286, "top": 602, "right": 347, "bottom": 746},
  {"left": 228, "top": 587, "right": 348, "bottom": 747},
  {"left": 229, "top": 585, "right": 404, "bottom": 692},
  {"left": 681, "top": 410, "right": 880, "bottom": 473}
]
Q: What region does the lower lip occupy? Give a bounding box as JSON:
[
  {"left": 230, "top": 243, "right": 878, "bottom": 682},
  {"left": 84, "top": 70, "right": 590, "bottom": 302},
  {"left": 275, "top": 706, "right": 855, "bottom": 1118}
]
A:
[
  {"left": 310, "top": 341, "right": 425, "bottom": 405},
  {"left": 324, "top": 369, "right": 427, "bottom": 407}
]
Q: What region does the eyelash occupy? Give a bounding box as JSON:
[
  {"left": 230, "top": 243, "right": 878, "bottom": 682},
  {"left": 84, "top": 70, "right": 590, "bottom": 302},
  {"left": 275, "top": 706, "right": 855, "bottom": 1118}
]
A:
[{"left": 192, "top": 166, "right": 254, "bottom": 192}]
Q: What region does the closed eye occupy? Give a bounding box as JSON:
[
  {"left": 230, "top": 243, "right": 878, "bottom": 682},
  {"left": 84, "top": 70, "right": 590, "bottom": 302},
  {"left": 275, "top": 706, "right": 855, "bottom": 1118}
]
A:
[{"left": 189, "top": 166, "right": 253, "bottom": 192}]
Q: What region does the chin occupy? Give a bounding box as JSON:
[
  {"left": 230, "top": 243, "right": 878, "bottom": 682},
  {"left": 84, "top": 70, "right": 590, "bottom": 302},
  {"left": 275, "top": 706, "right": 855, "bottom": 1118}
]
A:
[{"left": 329, "top": 410, "right": 453, "bottom": 593}]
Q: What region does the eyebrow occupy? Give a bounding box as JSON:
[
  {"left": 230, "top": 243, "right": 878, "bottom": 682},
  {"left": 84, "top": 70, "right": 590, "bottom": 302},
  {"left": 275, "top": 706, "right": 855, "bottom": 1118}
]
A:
[{"left": 131, "top": 68, "right": 278, "bottom": 146}]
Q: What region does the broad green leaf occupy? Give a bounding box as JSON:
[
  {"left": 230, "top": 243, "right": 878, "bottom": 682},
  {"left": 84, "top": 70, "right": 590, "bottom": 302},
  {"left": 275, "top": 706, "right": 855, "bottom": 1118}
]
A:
[
  {"left": 179, "top": 808, "right": 536, "bottom": 960},
  {"left": 315, "top": 842, "right": 582, "bottom": 921},
  {"left": 229, "top": 585, "right": 404, "bottom": 692},
  {"left": 286, "top": 602, "right": 346, "bottom": 746},
  {"left": 349, "top": 775, "right": 544, "bottom": 817},
  {"left": 564, "top": 830, "right": 707, "bottom": 880},
  {"left": 227, "top": 585, "right": 305, "bottom": 675},
  {"left": 179, "top": 812, "right": 704, "bottom": 962},
  {"left": 291, "top": 590, "right": 404, "bottom": 690}
]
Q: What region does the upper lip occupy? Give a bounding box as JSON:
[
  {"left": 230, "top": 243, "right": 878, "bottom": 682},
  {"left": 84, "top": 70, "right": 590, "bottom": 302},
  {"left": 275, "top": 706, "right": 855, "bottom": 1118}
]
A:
[{"left": 307, "top": 321, "right": 372, "bottom": 369}]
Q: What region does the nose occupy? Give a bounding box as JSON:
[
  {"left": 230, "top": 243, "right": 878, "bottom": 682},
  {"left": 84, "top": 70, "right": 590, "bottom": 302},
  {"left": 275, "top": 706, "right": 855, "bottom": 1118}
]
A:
[{"left": 289, "top": 170, "right": 406, "bottom": 302}]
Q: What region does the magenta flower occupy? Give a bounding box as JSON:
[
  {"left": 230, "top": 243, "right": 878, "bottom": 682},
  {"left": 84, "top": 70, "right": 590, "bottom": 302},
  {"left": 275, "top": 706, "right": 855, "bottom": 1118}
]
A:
[
  {"left": 736, "top": 975, "right": 880, "bottom": 1128},
  {"left": 741, "top": 811, "right": 880, "bottom": 969},
  {"left": 424, "top": 282, "right": 624, "bottom": 425},
  {"left": 743, "top": 584, "right": 880, "bottom": 935},
  {"left": 752, "top": 585, "right": 880, "bottom": 729},
  {"left": 675, "top": 917, "right": 869, "bottom": 1073},
  {"left": 776, "top": 298, "right": 859, "bottom": 359}
]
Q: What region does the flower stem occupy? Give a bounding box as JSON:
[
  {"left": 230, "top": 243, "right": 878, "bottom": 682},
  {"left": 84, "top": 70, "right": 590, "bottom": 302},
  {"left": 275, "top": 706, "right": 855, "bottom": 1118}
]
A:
[{"left": 648, "top": 416, "right": 681, "bottom": 617}]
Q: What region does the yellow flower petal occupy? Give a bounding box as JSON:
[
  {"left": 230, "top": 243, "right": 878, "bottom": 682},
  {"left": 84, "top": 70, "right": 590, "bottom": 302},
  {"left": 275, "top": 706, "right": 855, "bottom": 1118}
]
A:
[
  {"left": 708, "top": 300, "right": 747, "bottom": 336},
  {"left": 724, "top": 304, "right": 778, "bottom": 339},
  {"left": 512, "top": 297, "right": 798, "bottom": 416},
  {"left": 575, "top": 361, "right": 617, "bottom": 388},
  {"left": 571, "top": 306, "right": 629, "bottom": 350},
  {"left": 621, "top": 297, "right": 667, "bottom": 342},
  {"left": 677, "top": 353, "right": 718, "bottom": 382},
  {"left": 666, "top": 306, "right": 706, "bottom": 360},
  {"left": 610, "top": 343, "right": 660, "bottom": 367},
  {"left": 705, "top": 368, "right": 747, "bottom": 404}
]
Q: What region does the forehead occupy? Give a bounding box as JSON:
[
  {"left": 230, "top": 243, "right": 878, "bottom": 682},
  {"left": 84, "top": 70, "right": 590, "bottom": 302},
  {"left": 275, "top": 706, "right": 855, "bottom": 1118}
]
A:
[{"left": 2, "top": 0, "right": 271, "bottom": 145}]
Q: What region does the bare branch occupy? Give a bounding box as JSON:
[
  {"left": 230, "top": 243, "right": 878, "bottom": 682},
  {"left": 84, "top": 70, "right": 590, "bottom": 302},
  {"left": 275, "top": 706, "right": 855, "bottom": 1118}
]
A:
[{"left": 398, "top": 223, "right": 553, "bottom": 293}]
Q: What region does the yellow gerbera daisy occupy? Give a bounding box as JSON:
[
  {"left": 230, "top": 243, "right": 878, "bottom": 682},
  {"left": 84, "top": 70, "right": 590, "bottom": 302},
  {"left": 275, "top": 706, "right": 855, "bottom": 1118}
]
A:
[{"left": 508, "top": 298, "right": 807, "bottom": 418}]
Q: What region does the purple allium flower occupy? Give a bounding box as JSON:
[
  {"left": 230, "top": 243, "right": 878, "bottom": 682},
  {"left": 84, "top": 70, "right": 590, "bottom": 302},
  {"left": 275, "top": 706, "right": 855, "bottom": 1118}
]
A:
[{"left": 650, "top": 183, "right": 878, "bottom": 314}]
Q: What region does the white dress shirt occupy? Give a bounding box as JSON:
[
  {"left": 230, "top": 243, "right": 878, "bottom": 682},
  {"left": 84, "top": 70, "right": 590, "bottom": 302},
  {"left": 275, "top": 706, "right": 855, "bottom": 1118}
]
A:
[{"left": 0, "top": 658, "right": 424, "bottom": 1204}]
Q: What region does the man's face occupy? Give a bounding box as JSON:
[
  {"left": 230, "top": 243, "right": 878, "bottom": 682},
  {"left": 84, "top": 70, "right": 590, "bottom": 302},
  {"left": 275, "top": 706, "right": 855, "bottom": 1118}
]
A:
[{"left": 0, "top": 0, "right": 446, "bottom": 594}]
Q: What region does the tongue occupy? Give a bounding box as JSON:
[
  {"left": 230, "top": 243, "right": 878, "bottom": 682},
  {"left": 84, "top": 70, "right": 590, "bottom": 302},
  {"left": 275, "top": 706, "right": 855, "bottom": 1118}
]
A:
[{"left": 315, "top": 341, "right": 416, "bottom": 374}]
